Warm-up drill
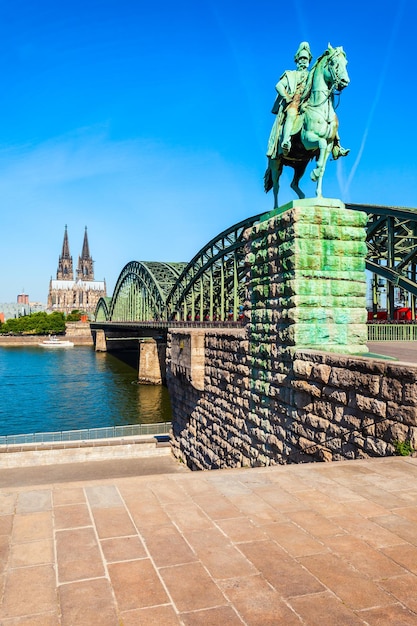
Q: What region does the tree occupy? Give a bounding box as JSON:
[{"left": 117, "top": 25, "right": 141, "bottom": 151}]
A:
[{"left": 0, "top": 311, "right": 66, "bottom": 335}]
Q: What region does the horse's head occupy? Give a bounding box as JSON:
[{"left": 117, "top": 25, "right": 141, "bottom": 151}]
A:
[{"left": 324, "top": 44, "right": 349, "bottom": 92}]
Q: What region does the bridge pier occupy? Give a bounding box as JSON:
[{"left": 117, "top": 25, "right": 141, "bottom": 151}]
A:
[
  {"left": 92, "top": 326, "right": 167, "bottom": 384},
  {"left": 169, "top": 329, "right": 205, "bottom": 391},
  {"left": 94, "top": 329, "right": 107, "bottom": 352},
  {"left": 138, "top": 338, "right": 164, "bottom": 385}
]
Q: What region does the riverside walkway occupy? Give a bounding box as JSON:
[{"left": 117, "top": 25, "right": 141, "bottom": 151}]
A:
[{"left": 1, "top": 454, "right": 417, "bottom": 625}]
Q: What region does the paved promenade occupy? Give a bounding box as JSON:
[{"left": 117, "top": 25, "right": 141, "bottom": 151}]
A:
[
  {"left": 1, "top": 454, "right": 417, "bottom": 625},
  {"left": 367, "top": 341, "right": 417, "bottom": 363}
]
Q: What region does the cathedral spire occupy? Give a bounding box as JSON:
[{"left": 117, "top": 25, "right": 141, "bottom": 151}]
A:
[
  {"left": 77, "top": 226, "right": 94, "bottom": 280},
  {"left": 56, "top": 225, "right": 74, "bottom": 281},
  {"left": 62, "top": 224, "right": 70, "bottom": 258},
  {"left": 81, "top": 226, "right": 90, "bottom": 260}
]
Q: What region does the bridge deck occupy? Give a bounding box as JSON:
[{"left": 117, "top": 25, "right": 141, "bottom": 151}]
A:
[{"left": 90, "top": 320, "right": 244, "bottom": 331}]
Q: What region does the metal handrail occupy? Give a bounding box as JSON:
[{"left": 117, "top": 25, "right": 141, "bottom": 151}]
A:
[
  {"left": 367, "top": 323, "right": 417, "bottom": 341},
  {"left": 0, "top": 422, "right": 171, "bottom": 446}
]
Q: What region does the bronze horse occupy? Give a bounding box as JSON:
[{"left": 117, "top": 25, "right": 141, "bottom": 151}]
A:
[{"left": 264, "top": 45, "right": 350, "bottom": 208}]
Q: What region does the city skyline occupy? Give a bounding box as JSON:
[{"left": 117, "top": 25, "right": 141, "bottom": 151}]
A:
[{"left": 0, "top": 0, "right": 415, "bottom": 302}]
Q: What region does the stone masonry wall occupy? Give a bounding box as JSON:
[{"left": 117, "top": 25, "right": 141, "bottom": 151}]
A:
[
  {"left": 287, "top": 350, "right": 417, "bottom": 462},
  {"left": 168, "top": 330, "right": 417, "bottom": 470},
  {"left": 168, "top": 329, "right": 249, "bottom": 470}
]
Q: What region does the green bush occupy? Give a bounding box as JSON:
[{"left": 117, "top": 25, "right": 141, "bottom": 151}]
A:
[{"left": 66, "top": 310, "right": 82, "bottom": 322}]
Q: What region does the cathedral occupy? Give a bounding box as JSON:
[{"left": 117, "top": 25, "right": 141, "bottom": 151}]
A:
[{"left": 47, "top": 226, "right": 107, "bottom": 316}]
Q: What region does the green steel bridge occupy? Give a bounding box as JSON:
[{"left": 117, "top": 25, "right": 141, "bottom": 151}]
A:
[
  {"left": 348, "top": 203, "right": 417, "bottom": 318},
  {"left": 93, "top": 203, "right": 417, "bottom": 325}
]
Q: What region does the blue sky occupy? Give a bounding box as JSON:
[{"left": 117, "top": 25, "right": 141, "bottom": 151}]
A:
[{"left": 0, "top": 0, "right": 415, "bottom": 303}]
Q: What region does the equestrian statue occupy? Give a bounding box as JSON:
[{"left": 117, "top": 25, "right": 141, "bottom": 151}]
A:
[{"left": 264, "top": 42, "right": 350, "bottom": 208}]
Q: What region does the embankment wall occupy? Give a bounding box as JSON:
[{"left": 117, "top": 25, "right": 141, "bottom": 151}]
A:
[{"left": 167, "top": 329, "right": 417, "bottom": 470}]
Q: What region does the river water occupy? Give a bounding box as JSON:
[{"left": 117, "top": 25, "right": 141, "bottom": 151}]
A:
[{"left": 0, "top": 346, "right": 172, "bottom": 437}]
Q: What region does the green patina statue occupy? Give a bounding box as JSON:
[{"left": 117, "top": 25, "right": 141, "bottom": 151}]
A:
[
  {"left": 265, "top": 42, "right": 350, "bottom": 207},
  {"left": 272, "top": 41, "right": 312, "bottom": 157}
]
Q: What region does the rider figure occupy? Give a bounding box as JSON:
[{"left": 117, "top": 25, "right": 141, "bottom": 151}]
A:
[
  {"left": 276, "top": 41, "right": 311, "bottom": 156},
  {"left": 269, "top": 42, "right": 349, "bottom": 159}
]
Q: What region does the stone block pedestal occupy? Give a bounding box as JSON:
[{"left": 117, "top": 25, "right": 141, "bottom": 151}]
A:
[{"left": 245, "top": 198, "right": 369, "bottom": 355}]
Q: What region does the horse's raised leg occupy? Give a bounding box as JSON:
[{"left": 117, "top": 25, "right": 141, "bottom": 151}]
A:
[
  {"left": 290, "top": 162, "right": 308, "bottom": 199},
  {"left": 310, "top": 138, "right": 328, "bottom": 184}
]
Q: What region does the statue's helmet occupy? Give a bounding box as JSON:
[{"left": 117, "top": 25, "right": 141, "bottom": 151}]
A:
[{"left": 294, "top": 42, "right": 312, "bottom": 63}]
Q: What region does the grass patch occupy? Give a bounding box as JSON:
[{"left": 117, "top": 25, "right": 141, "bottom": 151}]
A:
[{"left": 393, "top": 439, "right": 414, "bottom": 456}]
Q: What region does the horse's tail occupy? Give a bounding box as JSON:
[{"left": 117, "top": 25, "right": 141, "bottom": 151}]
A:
[{"left": 264, "top": 164, "right": 273, "bottom": 193}]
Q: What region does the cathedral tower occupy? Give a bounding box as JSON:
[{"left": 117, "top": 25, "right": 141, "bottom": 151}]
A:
[
  {"left": 76, "top": 227, "right": 94, "bottom": 280},
  {"left": 56, "top": 225, "right": 73, "bottom": 280},
  {"left": 48, "top": 226, "right": 106, "bottom": 316}
]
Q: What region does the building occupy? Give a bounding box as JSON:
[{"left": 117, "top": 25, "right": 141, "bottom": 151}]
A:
[
  {"left": 0, "top": 302, "right": 30, "bottom": 321},
  {"left": 0, "top": 293, "right": 45, "bottom": 322},
  {"left": 17, "top": 293, "right": 29, "bottom": 305},
  {"left": 47, "top": 226, "right": 106, "bottom": 316}
]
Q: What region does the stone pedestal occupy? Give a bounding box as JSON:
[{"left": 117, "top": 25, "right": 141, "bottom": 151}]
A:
[{"left": 245, "top": 198, "right": 368, "bottom": 355}]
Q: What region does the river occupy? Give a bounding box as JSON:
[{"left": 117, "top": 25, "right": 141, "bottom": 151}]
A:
[{"left": 0, "top": 346, "right": 172, "bottom": 437}]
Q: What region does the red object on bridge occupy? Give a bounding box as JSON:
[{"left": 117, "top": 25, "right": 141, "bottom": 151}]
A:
[
  {"left": 394, "top": 307, "right": 413, "bottom": 321},
  {"left": 367, "top": 307, "right": 415, "bottom": 321}
]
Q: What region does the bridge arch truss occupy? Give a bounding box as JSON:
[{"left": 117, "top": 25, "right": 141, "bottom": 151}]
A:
[
  {"left": 348, "top": 203, "right": 417, "bottom": 317},
  {"left": 108, "top": 261, "right": 187, "bottom": 322},
  {"left": 94, "top": 297, "right": 112, "bottom": 322},
  {"left": 165, "top": 214, "right": 262, "bottom": 321}
]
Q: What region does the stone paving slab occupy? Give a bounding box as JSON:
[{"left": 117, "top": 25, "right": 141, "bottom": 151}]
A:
[{"left": 1, "top": 456, "right": 417, "bottom": 624}]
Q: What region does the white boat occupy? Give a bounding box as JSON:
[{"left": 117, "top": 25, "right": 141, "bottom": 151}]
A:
[{"left": 38, "top": 336, "right": 74, "bottom": 348}]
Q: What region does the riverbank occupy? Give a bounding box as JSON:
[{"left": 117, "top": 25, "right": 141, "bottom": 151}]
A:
[{"left": 0, "top": 321, "right": 93, "bottom": 346}]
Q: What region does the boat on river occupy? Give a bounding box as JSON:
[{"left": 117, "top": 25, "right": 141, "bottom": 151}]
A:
[{"left": 38, "top": 335, "right": 74, "bottom": 348}]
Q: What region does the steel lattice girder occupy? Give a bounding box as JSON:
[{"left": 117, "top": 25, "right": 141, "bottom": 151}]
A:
[
  {"left": 347, "top": 203, "right": 417, "bottom": 297},
  {"left": 109, "top": 261, "right": 187, "bottom": 321},
  {"left": 165, "top": 213, "right": 263, "bottom": 320},
  {"left": 95, "top": 297, "right": 112, "bottom": 321}
]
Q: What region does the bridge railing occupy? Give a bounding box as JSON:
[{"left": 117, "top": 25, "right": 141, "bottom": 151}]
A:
[
  {"left": 367, "top": 323, "right": 417, "bottom": 341},
  {"left": 0, "top": 422, "right": 172, "bottom": 446},
  {"left": 90, "top": 320, "right": 245, "bottom": 330}
]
